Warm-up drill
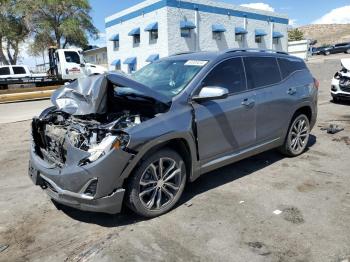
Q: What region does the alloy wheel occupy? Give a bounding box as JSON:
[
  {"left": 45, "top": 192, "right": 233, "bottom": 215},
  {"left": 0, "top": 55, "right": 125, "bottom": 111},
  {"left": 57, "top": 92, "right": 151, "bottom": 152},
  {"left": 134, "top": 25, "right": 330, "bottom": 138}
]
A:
[
  {"left": 288, "top": 116, "right": 310, "bottom": 155},
  {"left": 138, "top": 157, "right": 183, "bottom": 211}
]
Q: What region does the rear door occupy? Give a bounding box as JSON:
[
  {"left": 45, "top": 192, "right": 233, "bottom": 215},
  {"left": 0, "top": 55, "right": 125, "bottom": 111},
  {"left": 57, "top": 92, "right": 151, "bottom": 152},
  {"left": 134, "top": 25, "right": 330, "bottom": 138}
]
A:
[
  {"left": 193, "top": 57, "right": 256, "bottom": 163},
  {"left": 12, "top": 66, "right": 30, "bottom": 78},
  {"left": 244, "top": 56, "right": 289, "bottom": 143}
]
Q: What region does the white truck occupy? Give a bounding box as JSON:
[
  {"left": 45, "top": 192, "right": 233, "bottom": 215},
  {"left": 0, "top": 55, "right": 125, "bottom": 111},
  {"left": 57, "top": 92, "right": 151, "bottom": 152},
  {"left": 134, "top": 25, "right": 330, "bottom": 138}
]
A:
[{"left": 0, "top": 48, "right": 106, "bottom": 89}]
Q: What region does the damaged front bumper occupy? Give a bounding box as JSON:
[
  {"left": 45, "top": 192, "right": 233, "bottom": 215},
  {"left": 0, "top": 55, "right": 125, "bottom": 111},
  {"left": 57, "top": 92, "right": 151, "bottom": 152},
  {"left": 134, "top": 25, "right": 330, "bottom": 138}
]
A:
[
  {"left": 331, "top": 77, "right": 350, "bottom": 100},
  {"left": 29, "top": 143, "right": 133, "bottom": 214}
]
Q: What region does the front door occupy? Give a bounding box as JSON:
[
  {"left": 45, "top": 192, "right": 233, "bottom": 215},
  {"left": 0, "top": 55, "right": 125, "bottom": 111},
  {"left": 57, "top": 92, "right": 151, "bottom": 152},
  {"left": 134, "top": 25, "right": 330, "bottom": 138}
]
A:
[{"left": 192, "top": 57, "right": 256, "bottom": 163}]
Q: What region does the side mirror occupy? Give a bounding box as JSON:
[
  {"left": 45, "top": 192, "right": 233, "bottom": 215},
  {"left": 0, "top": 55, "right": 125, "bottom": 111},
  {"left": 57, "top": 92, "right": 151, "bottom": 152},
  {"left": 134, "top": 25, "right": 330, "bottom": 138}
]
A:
[
  {"left": 80, "top": 63, "right": 86, "bottom": 68},
  {"left": 192, "top": 86, "right": 229, "bottom": 102}
]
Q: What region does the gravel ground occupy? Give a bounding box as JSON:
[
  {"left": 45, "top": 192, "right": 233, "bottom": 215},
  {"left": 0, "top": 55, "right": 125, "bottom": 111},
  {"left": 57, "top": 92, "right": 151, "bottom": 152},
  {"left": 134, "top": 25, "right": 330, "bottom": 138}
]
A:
[{"left": 0, "top": 56, "right": 349, "bottom": 262}]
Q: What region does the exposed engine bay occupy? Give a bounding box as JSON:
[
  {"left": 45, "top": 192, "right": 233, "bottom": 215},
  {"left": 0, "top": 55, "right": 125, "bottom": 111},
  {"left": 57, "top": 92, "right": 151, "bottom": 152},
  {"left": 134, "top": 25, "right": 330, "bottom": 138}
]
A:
[
  {"left": 334, "top": 59, "right": 350, "bottom": 89},
  {"left": 32, "top": 74, "right": 170, "bottom": 167},
  {"left": 32, "top": 110, "right": 149, "bottom": 167}
]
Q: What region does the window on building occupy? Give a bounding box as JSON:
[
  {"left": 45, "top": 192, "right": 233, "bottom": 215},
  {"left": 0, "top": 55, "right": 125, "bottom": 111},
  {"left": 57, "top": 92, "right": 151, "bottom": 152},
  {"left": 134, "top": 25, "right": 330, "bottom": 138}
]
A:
[
  {"left": 115, "top": 64, "right": 121, "bottom": 71},
  {"left": 212, "top": 32, "right": 222, "bottom": 40},
  {"left": 181, "top": 28, "right": 191, "bottom": 38},
  {"left": 128, "top": 63, "right": 137, "bottom": 74},
  {"left": 235, "top": 34, "right": 244, "bottom": 42},
  {"left": 113, "top": 40, "right": 119, "bottom": 50},
  {"left": 0, "top": 67, "right": 10, "bottom": 75},
  {"left": 273, "top": 38, "right": 279, "bottom": 45},
  {"left": 244, "top": 57, "right": 281, "bottom": 89},
  {"left": 64, "top": 51, "right": 81, "bottom": 64},
  {"left": 203, "top": 58, "right": 247, "bottom": 94},
  {"left": 150, "top": 30, "right": 158, "bottom": 41},
  {"left": 13, "top": 67, "right": 26, "bottom": 74},
  {"left": 255, "top": 36, "right": 263, "bottom": 43},
  {"left": 133, "top": 35, "right": 140, "bottom": 45}
]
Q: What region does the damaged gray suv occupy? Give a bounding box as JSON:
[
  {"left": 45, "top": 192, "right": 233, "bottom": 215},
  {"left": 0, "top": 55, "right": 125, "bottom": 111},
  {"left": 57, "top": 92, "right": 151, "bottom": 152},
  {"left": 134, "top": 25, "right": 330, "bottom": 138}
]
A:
[{"left": 29, "top": 49, "right": 318, "bottom": 217}]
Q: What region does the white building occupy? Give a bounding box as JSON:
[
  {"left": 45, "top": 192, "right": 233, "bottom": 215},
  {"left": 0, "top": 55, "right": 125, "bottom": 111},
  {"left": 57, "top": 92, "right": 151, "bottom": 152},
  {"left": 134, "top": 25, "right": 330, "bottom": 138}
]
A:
[{"left": 105, "top": 0, "right": 289, "bottom": 73}]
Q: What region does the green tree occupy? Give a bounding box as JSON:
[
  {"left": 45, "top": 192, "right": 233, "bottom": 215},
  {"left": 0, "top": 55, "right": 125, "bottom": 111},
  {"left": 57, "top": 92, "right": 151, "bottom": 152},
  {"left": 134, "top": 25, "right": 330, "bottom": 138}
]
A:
[
  {"left": 288, "top": 28, "right": 304, "bottom": 42},
  {"left": 22, "top": 0, "right": 99, "bottom": 50},
  {"left": 0, "top": 0, "right": 29, "bottom": 65}
]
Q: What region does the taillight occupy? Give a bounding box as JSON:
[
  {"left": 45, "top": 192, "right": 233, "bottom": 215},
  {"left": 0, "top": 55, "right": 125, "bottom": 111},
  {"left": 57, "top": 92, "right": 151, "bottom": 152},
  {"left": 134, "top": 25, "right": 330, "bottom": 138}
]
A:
[{"left": 313, "top": 78, "right": 320, "bottom": 89}]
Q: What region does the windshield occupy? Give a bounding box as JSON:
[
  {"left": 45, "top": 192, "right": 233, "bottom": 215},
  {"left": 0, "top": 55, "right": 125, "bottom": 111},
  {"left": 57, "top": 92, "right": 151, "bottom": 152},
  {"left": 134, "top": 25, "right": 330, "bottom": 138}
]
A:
[{"left": 131, "top": 60, "right": 207, "bottom": 98}]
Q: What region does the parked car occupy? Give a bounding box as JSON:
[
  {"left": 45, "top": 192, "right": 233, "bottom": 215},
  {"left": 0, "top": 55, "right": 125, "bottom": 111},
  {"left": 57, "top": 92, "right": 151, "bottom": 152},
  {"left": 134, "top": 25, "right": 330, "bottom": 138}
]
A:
[
  {"left": 310, "top": 47, "right": 323, "bottom": 56},
  {"left": 331, "top": 58, "right": 350, "bottom": 102},
  {"left": 29, "top": 50, "right": 319, "bottom": 217},
  {"left": 0, "top": 65, "right": 45, "bottom": 79},
  {"left": 320, "top": 42, "right": 350, "bottom": 56}
]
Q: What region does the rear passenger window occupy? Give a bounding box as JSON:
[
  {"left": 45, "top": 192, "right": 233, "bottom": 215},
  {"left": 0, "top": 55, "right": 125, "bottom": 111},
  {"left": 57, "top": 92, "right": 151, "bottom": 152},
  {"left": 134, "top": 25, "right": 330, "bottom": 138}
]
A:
[
  {"left": 203, "top": 57, "right": 247, "bottom": 94},
  {"left": 278, "top": 58, "right": 307, "bottom": 79},
  {"left": 244, "top": 57, "right": 281, "bottom": 89},
  {"left": 13, "top": 67, "right": 26, "bottom": 75},
  {"left": 0, "top": 67, "right": 10, "bottom": 75}
]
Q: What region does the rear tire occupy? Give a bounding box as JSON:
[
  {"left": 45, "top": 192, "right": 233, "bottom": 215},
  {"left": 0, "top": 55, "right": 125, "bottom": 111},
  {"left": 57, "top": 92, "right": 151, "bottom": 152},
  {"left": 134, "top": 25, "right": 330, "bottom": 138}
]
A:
[
  {"left": 324, "top": 51, "right": 330, "bottom": 56},
  {"left": 279, "top": 114, "right": 310, "bottom": 157},
  {"left": 126, "top": 148, "right": 187, "bottom": 218}
]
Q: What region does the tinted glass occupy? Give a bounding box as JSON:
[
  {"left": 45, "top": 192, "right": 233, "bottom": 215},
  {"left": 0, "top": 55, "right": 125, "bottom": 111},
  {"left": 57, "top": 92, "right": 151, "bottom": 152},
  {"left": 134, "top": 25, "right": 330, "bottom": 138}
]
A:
[
  {"left": 64, "top": 51, "right": 80, "bottom": 64},
  {"left": 278, "top": 57, "right": 307, "bottom": 79},
  {"left": 0, "top": 67, "right": 10, "bottom": 75},
  {"left": 203, "top": 57, "right": 247, "bottom": 94},
  {"left": 131, "top": 60, "right": 205, "bottom": 98},
  {"left": 13, "top": 67, "right": 26, "bottom": 74},
  {"left": 244, "top": 57, "right": 281, "bottom": 89}
]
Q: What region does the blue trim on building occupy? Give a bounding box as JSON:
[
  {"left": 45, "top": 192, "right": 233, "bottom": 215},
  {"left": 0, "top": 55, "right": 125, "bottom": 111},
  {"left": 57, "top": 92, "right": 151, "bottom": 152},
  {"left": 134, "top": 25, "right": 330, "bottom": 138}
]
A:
[
  {"left": 128, "top": 27, "right": 140, "bottom": 36},
  {"left": 109, "top": 34, "right": 119, "bottom": 41},
  {"left": 235, "top": 27, "right": 247, "bottom": 35},
  {"left": 145, "top": 22, "right": 158, "bottom": 31},
  {"left": 212, "top": 24, "right": 226, "bottom": 32},
  {"left": 273, "top": 31, "right": 284, "bottom": 38},
  {"left": 124, "top": 57, "right": 137, "bottom": 64},
  {"left": 180, "top": 20, "right": 196, "bottom": 29},
  {"left": 105, "top": 0, "right": 289, "bottom": 28},
  {"left": 255, "top": 29, "right": 267, "bottom": 36},
  {"left": 111, "top": 59, "right": 121, "bottom": 66},
  {"left": 146, "top": 54, "right": 160, "bottom": 62}
]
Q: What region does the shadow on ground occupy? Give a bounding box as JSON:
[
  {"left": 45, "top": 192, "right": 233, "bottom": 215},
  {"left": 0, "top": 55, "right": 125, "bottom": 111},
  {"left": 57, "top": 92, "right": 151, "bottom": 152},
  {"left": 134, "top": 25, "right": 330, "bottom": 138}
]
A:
[{"left": 57, "top": 135, "right": 317, "bottom": 227}]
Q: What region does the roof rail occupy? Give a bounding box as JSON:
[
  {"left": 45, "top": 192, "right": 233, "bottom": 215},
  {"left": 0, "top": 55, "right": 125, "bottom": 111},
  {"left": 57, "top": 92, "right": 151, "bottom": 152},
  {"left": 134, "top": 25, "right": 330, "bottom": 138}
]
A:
[
  {"left": 225, "top": 48, "right": 289, "bottom": 56},
  {"left": 170, "top": 51, "right": 195, "bottom": 56}
]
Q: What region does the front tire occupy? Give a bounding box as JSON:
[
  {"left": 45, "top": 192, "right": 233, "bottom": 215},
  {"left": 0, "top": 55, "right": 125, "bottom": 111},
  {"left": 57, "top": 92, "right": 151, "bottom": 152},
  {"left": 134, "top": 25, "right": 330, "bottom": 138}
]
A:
[
  {"left": 324, "top": 51, "right": 330, "bottom": 56},
  {"left": 279, "top": 114, "right": 310, "bottom": 157},
  {"left": 126, "top": 148, "right": 187, "bottom": 218}
]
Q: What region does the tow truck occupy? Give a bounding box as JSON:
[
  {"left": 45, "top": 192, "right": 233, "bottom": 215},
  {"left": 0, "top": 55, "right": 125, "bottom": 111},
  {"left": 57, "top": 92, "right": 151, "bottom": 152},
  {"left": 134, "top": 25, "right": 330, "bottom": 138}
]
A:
[{"left": 0, "top": 47, "right": 106, "bottom": 89}]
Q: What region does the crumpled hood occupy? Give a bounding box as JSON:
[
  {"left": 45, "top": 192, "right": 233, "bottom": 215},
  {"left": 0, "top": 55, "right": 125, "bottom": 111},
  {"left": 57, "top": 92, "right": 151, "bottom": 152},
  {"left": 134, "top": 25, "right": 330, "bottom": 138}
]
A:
[
  {"left": 51, "top": 74, "right": 108, "bottom": 115},
  {"left": 51, "top": 73, "right": 170, "bottom": 116}
]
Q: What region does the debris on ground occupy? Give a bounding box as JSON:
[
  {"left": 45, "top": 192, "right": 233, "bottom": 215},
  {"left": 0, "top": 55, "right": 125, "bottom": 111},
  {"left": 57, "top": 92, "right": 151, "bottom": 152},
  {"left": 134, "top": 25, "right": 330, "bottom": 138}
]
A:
[
  {"left": 321, "top": 124, "right": 344, "bottom": 134},
  {"left": 332, "top": 136, "right": 350, "bottom": 146},
  {"left": 184, "top": 202, "right": 193, "bottom": 207},
  {"left": 0, "top": 244, "right": 9, "bottom": 253},
  {"left": 239, "top": 201, "right": 245, "bottom": 204},
  {"left": 273, "top": 210, "right": 282, "bottom": 215},
  {"left": 247, "top": 242, "right": 271, "bottom": 256}
]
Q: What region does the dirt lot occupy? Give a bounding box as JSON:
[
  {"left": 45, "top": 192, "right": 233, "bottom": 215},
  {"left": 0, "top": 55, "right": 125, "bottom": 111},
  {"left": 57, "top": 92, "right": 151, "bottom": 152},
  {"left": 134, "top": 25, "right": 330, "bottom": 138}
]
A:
[{"left": 0, "top": 56, "right": 349, "bottom": 262}]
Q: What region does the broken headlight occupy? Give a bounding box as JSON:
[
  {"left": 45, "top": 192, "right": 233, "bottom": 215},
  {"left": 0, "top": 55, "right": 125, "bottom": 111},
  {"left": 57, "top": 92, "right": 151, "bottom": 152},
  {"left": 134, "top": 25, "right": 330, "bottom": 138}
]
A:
[{"left": 80, "top": 132, "right": 130, "bottom": 165}]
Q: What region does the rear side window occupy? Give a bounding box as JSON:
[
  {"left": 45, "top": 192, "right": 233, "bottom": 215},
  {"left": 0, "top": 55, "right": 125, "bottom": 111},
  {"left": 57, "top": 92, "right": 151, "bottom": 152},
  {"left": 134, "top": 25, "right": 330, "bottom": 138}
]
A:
[
  {"left": 0, "top": 67, "right": 10, "bottom": 76},
  {"left": 278, "top": 58, "right": 307, "bottom": 79},
  {"left": 64, "top": 51, "right": 81, "bottom": 64},
  {"left": 244, "top": 57, "right": 281, "bottom": 89},
  {"left": 13, "top": 67, "right": 26, "bottom": 74},
  {"left": 203, "top": 57, "right": 247, "bottom": 94}
]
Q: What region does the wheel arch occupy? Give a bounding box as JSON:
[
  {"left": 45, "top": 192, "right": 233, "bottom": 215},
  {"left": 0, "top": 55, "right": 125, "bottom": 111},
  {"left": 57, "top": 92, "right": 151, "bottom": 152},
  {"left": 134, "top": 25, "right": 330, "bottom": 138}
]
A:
[{"left": 121, "top": 136, "right": 199, "bottom": 189}]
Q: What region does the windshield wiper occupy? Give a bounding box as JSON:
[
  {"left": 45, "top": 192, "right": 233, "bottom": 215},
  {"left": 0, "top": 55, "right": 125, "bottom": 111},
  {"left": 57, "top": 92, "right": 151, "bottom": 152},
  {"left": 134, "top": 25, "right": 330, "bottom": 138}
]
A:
[{"left": 117, "top": 92, "right": 157, "bottom": 103}]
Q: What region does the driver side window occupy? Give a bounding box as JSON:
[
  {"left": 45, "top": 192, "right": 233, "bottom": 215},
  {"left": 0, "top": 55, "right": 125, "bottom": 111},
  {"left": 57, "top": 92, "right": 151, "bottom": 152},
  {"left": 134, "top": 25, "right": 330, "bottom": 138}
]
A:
[{"left": 202, "top": 57, "right": 247, "bottom": 94}]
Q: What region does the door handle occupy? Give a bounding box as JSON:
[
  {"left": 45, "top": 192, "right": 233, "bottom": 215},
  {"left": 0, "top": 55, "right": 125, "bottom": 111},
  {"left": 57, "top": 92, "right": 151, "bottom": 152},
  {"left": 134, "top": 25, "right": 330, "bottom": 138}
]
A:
[
  {"left": 242, "top": 98, "right": 255, "bottom": 108},
  {"left": 287, "top": 88, "right": 297, "bottom": 95}
]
